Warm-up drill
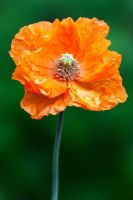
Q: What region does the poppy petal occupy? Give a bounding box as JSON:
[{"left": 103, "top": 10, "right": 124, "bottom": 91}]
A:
[
  {"left": 76, "top": 17, "right": 110, "bottom": 60},
  {"left": 51, "top": 18, "right": 80, "bottom": 57},
  {"left": 69, "top": 81, "right": 101, "bottom": 110},
  {"left": 10, "top": 21, "right": 52, "bottom": 65},
  {"left": 12, "top": 43, "right": 67, "bottom": 98},
  {"left": 21, "top": 89, "right": 71, "bottom": 119},
  {"left": 76, "top": 17, "right": 109, "bottom": 39},
  {"left": 77, "top": 51, "right": 122, "bottom": 83},
  {"left": 70, "top": 73, "right": 127, "bottom": 111}
]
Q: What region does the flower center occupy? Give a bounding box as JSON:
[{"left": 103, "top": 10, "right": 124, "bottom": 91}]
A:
[{"left": 55, "top": 53, "right": 80, "bottom": 81}]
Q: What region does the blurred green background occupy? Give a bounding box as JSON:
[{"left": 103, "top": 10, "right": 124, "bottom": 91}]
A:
[{"left": 0, "top": 0, "right": 132, "bottom": 199}]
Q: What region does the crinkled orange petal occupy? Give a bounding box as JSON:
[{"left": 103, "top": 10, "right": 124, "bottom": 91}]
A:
[
  {"left": 49, "top": 17, "right": 80, "bottom": 58},
  {"left": 76, "top": 17, "right": 109, "bottom": 39},
  {"left": 69, "top": 81, "right": 101, "bottom": 110},
  {"left": 75, "top": 17, "right": 110, "bottom": 60},
  {"left": 21, "top": 89, "right": 71, "bottom": 119},
  {"left": 10, "top": 21, "right": 52, "bottom": 65},
  {"left": 69, "top": 73, "right": 127, "bottom": 111},
  {"left": 11, "top": 41, "right": 67, "bottom": 98},
  {"left": 77, "top": 50, "right": 122, "bottom": 83}
]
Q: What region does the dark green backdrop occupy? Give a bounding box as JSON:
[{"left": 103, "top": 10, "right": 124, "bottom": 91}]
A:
[{"left": 0, "top": 0, "right": 132, "bottom": 199}]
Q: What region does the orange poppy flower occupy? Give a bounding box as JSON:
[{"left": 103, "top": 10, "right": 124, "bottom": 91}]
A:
[{"left": 10, "top": 17, "right": 127, "bottom": 119}]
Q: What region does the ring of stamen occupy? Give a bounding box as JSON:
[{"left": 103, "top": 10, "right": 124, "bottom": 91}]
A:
[{"left": 55, "top": 53, "right": 80, "bottom": 81}]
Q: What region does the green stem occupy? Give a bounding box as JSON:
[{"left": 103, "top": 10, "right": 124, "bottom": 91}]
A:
[{"left": 51, "top": 112, "right": 65, "bottom": 200}]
